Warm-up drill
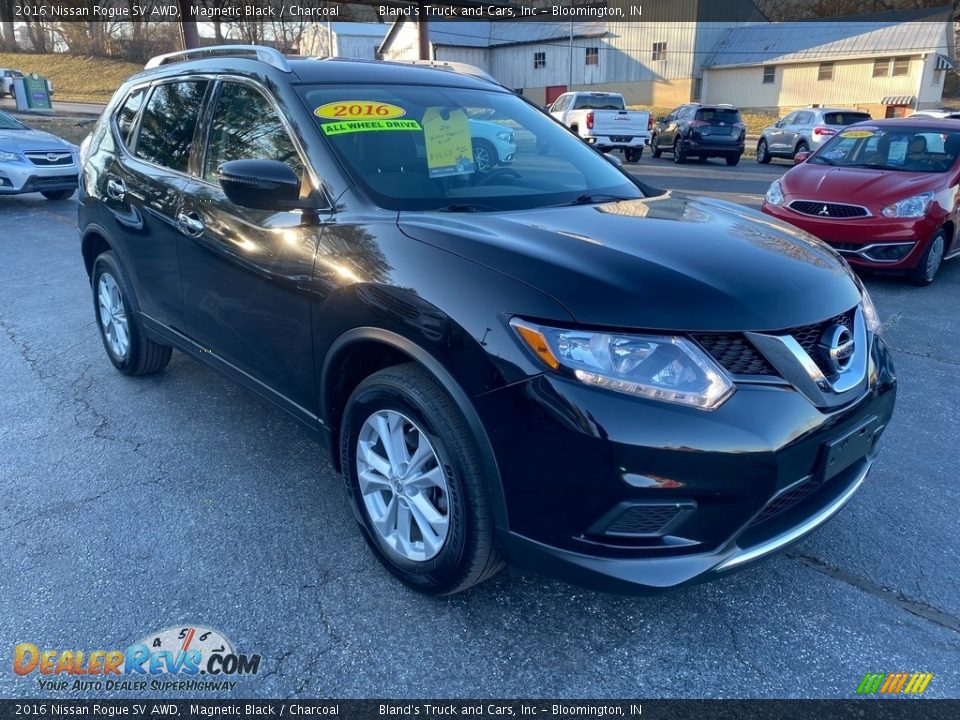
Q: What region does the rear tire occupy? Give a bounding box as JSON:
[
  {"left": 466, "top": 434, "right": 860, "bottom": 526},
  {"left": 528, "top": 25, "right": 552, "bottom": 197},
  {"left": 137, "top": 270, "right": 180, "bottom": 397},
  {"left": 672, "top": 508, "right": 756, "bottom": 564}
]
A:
[
  {"left": 41, "top": 189, "right": 74, "bottom": 200},
  {"left": 92, "top": 251, "right": 172, "bottom": 376},
  {"left": 796, "top": 141, "right": 809, "bottom": 156},
  {"left": 625, "top": 148, "right": 642, "bottom": 163},
  {"left": 907, "top": 229, "right": 946, "bottom": 286},
  {"left": 726, "top": 154, "right": 741, "bottom": 166},
  {"left": 672, "top": 137, "right": 686, "bottom": 164},
  {"left": 340, "top": 363, "right": 503, "bottom": 595}
]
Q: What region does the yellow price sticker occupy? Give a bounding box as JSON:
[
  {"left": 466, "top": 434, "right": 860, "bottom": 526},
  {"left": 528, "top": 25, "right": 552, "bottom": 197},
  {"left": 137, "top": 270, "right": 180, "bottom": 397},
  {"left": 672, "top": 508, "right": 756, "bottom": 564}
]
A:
[
  {"left": 314, "top": 101, "right": 406, "bottom": 120},
  {"left": 840, "top": 129, "right": 875, "bottom": 138}
]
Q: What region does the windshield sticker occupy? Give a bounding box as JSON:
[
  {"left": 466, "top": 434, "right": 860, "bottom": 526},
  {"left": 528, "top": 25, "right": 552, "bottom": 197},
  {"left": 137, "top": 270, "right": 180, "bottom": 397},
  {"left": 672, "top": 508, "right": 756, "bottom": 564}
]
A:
[
  {"left": 423, "top": 107, "right": 476, "bottom": 178},
  {"left": 888, "top": 139, "right": 908, "bottom": 165},
  {"left": 840, "top": 129, "right": 876, "bottom": 138},
  {"left": 320, "top": 119, "right": 421, "bottom": 136},
  {"left": 314, "top": 101, "right": 406, "bottom": 120}
]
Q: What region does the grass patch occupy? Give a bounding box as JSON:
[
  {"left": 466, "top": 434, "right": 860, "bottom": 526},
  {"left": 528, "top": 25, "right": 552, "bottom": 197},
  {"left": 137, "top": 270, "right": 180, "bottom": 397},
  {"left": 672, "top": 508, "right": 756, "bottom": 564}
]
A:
[
  {"left": 0, "top": 53, "right": 141, "bottom": 103},
  {"left": 629, "top": 105, "right": 778, "bottom": 136},
  {"left": 17, "top": 115, "right": 96, "bottom": 145}
]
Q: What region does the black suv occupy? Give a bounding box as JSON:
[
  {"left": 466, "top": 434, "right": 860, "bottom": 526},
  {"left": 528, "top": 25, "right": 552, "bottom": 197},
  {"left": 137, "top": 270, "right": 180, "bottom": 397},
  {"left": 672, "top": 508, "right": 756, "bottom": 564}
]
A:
[
  {"left": 652, "top": 103, "right": 746, "bottom": 165},
  {"left": 79, "top": 47, "right": 895, "bottom": 595}
]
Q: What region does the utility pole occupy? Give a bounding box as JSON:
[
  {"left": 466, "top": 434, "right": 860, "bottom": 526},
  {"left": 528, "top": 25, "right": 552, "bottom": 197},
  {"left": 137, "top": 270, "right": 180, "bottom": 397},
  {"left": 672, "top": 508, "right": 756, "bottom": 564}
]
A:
[
  {"left": 178, "top": 0, "right": 200, "bottom": 50},
  {"left": 568, "top": 20, "right": 574, "bottom": 90}
]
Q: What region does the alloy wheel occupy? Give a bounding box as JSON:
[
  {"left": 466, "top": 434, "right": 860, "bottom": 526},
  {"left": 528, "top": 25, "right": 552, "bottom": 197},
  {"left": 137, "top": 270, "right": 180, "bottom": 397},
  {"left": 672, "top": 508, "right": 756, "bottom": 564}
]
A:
[
  {"left": 473, "top": 144, "right": 493, "bottom": 172},
  {"left": 926, "top": 234, "right": 945, "bottom": 282},
  {"left": 97, "top": 272, "right": 129, "bottom": 359},
  {"left": 356, "top": 410, "right": 450, "bottom": 562}
]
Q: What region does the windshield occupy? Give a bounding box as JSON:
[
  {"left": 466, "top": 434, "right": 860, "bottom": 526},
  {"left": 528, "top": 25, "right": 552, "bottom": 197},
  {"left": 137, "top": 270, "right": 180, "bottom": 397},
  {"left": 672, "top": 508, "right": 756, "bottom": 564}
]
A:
[
  {"left": 573, "top": 95, "right": 625, "bottom": 110},
  {"left": 0, "top": 110, "right": 26, "bottom": 130},
  {"left": 812, "top": 126, "right": 960, "bottom": 173},
  {"left": 298, "top": 84, "right": 644, "bottom": 212}
]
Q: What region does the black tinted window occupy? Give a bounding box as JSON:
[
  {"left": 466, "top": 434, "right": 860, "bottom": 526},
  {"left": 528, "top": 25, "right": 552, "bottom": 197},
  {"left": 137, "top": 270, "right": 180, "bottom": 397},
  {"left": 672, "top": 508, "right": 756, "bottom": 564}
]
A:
[
  {"left": 135, "top": 81, "right": 208, "bottom": 173},
  {"left": 204, "top": 82, "right": 303, "bottom": 183},
  {"left": 115, "top": 87, "right": 146, "bottom": 148},
  {"left": 823, "top": 112, "right": 871, "bottom": 126},
  {"left": 573, "top": 95, "right": 625, "bottom": 110},
  {"left": 696, "top": 108, "right": 741, "bottom": 123}
]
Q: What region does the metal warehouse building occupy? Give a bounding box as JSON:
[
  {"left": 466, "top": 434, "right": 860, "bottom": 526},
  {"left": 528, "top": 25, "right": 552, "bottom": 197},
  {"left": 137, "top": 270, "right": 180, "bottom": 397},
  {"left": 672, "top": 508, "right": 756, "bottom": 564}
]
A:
[{"left": 373, "top": 3, "right": 955, "bottom": 113}]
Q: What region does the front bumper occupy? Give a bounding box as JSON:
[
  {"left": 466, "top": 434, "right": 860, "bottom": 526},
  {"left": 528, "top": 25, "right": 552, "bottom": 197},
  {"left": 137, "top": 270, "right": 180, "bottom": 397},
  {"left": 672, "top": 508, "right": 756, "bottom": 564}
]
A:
[
  {"left": 0, "top": 158, "right": 79, "bottom": 195},
  {"left": 762, "top": 202, "right": 937, "bottom": 270},
  {"left": 475, "top": 333, "right": 896, "bottom": 594}
]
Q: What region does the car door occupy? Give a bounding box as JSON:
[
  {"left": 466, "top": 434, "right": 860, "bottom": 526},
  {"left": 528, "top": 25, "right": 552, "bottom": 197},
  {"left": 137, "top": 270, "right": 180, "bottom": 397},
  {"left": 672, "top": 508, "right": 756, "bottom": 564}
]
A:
[
  {"left": 789, "top": 111, "right": 814, "bottom": 150},
  {"left": 101, "top": 79, "right": 210, "bottom": 330},
  {"left": 767, "top": 111, "right": 796, "bottom": 153},
  {"left": 176, "top": 78, "right": 323, "bottom": 417},
  {"left": 658, "top": 106, "right": 683, "bottom": 145}
]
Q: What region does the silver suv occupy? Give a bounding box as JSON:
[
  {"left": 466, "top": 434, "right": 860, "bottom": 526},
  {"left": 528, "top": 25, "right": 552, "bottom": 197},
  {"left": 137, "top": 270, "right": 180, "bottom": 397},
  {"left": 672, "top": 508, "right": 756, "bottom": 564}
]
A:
[{"left": 756, "top": 107, "right": 871, "bottom": 163}]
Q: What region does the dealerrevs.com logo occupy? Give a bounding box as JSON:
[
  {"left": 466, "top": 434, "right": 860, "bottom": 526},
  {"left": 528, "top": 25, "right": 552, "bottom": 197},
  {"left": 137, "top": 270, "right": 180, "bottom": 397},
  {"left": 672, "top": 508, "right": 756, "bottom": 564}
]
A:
[{"left": 13, "top": 626, "right": 261, "bottom": 692}]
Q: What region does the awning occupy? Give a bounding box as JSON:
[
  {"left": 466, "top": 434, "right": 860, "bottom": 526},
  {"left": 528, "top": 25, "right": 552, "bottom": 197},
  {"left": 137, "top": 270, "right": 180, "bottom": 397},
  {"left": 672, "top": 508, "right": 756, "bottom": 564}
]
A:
[
  {"left": 935, "top": 54, "right": 956, "bottom": 70},
  {"left": 881, "top": 96, "right": 915, "bottom": 106}
]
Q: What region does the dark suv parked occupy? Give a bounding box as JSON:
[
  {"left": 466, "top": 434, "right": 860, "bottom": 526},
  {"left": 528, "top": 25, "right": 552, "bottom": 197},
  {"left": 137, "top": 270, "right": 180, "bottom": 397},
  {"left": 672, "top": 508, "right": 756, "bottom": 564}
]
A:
[
  {"left": 652, "top": 103, "right": 746, "bottom": 165},
  {"left": 79, "top": 47, "right": 896, "bottom": 595}
]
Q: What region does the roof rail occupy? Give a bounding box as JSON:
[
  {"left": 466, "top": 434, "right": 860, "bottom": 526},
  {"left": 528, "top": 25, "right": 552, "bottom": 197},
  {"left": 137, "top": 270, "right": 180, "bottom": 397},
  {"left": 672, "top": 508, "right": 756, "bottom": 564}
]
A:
[
  {"left": 144, "top": 45, "right": 291, "bottom": 72},
  {"left": 394, "top": 59, "right": 497, "bottom": 85}
]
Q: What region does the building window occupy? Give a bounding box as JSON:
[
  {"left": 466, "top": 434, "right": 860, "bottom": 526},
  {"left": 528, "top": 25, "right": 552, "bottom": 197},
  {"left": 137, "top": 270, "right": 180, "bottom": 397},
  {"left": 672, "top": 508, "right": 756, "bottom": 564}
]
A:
[
  {"left": 692, "top": 77, "right": 702, "bottom": 101},
  {"left": 652, "top": 42, "right": 667, "bottom": 62},
  {"left": 873, "top": 59, "right": 889, "bottom": 77},
  {"left": 585, "top": 47, "right": 599, "bottom": 66},
  {"left": 818, "top": 62, "right": 834, "bottom": 81},
  {"left": 762, "top": 66, "right": 775, "bottom": 84},
  {"left": 892, "top": 56, "right": 910, "bottom": 76},
  {"left": 533, "top": 52, "right": 545, "bottom": 69},
  {"left": 933, "top": 69, "right": 944, "bottom": 86}
]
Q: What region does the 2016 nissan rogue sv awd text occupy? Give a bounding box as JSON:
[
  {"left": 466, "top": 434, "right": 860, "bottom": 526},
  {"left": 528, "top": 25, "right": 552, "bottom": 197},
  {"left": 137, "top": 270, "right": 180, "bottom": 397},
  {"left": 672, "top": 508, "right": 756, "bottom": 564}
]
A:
[{"left": 78, "top": 47, "right": 896, "bottom": 595}]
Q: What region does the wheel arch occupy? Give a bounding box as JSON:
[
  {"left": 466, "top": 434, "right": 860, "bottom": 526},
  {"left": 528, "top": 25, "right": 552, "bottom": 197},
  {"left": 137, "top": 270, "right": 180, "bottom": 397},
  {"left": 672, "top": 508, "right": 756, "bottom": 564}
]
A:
[
  {"left": 321, "top": 327, "right": 509, "bottom": 530},
  {"left": 81, "top": 224, "right": 114, "bottom": 280}
]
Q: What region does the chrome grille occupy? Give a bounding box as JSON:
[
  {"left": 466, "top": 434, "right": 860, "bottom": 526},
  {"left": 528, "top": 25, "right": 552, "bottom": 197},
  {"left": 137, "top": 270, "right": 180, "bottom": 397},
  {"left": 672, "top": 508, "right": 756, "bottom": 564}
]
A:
[
  {"left": 789, "top": 201, "right": 868, "bottom": 219},
  {"left": 790, "top": 308, "right": 855, "bottom": 376},
  {"left": 25, "top": 151, "right": 74, "bottom": 167}
]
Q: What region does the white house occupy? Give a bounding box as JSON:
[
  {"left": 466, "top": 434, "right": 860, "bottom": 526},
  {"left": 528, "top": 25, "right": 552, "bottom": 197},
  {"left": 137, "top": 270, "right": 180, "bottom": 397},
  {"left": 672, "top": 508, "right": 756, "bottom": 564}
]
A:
[{"left": 300, "top": 22, "right": 390, "bottom": 60}]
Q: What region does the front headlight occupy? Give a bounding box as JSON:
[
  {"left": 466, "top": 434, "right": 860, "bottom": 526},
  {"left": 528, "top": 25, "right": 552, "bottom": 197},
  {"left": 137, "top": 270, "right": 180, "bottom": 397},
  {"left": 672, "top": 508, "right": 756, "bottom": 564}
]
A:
[
  {"left": 765, "top": 179, "right": 784, "bottom": 206},
  {"left": 0, "top": 150, "right": 20, "bottom": 162},
  {"left": 496, "top": 130, "right": 514, "bottom": 142},
  {"left": 881, "top": 191, "right": 933, "bottom": 218},
  {"left": 859, "top": 284, "right": 882, "bottom": 336},
  {"left": 511, "top": 319, "right": 735, "bottom": 410}
]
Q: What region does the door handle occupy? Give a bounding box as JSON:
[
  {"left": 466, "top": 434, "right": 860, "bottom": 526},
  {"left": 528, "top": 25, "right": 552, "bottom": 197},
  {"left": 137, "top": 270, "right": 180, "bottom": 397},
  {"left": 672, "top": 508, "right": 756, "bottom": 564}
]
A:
[
  {"left": 105, "top": 177, "right": 125, "bottom": 201},
  {"left": 177, "top": 211, "right": 204, "bottom": 237}
]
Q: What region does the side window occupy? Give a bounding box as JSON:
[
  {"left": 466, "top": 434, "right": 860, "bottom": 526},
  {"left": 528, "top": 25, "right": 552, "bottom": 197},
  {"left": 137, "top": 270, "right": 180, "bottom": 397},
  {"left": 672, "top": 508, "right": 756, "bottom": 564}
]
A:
[
  {"left": 115, "top": 87, "right": 147, "bottom": 149},
  {"left": 679, "top": 106, "right": 694, "bottom": 120},
  {"left": 203, "top": 81, "right": 304, "bottom": 184},
  {"left": 135, "top": 80, "right": 208, "bottom": 173},
  {"left": 781, "top": 111, "right": 798, "bottom": 126},
  {"left": 795, "top": 111, "right": 813, "bottom": 125},
  {"left": 551, "top": 94, "right": 567, "bottom": 112}
]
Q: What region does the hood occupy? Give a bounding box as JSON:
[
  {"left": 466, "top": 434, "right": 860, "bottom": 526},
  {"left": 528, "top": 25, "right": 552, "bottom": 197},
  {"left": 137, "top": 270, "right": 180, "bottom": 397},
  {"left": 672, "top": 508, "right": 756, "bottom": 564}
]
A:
[
  {"left": 0, "top": 128, "right": 76, "bottom": 153},
  {"left": 398, "top": 192, "right": 861, "bottom": 332},
  {"left": 781, "top": 162, "right": 942, "bottom": 207}
]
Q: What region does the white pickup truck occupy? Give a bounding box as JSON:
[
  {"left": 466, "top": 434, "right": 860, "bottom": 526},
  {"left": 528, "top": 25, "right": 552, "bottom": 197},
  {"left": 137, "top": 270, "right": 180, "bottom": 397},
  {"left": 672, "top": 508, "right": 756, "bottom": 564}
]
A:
[{"left": 549, "top": 91, "right": 651, "bottom": 162}]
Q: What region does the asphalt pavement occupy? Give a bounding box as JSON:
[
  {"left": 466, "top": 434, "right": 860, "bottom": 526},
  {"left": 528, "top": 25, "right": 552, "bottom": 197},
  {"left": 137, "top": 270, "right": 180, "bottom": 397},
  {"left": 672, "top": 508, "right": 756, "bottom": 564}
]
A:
[{"left": 1, "top": 162, "right": 958, "bottom": 699}]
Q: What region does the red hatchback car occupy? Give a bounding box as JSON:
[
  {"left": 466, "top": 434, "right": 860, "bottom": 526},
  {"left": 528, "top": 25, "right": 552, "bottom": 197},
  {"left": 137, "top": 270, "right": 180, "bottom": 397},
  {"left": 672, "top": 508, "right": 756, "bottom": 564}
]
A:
[{"left": 761, "top": 118, "right": 960, "bottom": 285}]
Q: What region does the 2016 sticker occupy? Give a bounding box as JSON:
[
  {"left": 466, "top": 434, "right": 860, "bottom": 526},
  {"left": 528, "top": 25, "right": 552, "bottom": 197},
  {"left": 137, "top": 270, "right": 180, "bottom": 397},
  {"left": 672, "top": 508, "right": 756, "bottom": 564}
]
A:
[{"left": 314, "top": 101, "right": 406, "bottom": 120}]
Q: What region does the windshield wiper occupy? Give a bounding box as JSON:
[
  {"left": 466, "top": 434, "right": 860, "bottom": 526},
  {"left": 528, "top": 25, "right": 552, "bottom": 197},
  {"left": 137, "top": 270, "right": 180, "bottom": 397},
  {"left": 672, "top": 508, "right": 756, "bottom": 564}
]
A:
[
  {"left": 566, "top": 193, "right": 637, "bottom": 206},
  {"left": 436, "top": 203, "right": 498, "bottom": 213},
  {"left": 812, "top": 156, "right": 838, "bottom": 166}
]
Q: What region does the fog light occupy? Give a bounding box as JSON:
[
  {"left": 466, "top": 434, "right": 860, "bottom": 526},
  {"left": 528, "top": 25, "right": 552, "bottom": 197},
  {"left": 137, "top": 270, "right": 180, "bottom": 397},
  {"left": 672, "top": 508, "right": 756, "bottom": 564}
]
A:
[{"left": 862, "top": 243, "right": 914, "bottom": 262}]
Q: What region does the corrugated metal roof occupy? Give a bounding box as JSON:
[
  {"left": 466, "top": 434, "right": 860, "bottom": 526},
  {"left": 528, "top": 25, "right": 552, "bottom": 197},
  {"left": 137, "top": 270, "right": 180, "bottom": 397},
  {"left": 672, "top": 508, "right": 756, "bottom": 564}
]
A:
[
  {"left": 428, "top": 21, "right": 607, "bottom": 48},
  {"left": 706, "top": 17, "right": 951, "bottom": 69}
]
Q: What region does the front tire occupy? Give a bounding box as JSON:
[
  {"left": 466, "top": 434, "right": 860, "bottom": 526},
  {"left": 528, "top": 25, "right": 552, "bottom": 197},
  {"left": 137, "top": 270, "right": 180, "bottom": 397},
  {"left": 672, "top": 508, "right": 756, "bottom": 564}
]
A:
[
  {"left": 756, "top": 138, "right": 771, "bottom": 164},
  {"left": 907, "top": 229, "right": 947, "bottom": 286},
  {"left": 340, "top": 364, "right": 503, "bottom": 594},
  {"left": 42, "top": 189, "right": 74, "bottom": 200},
  {"left": 92, "top": 251, "right": 172, "bottom": 376}
]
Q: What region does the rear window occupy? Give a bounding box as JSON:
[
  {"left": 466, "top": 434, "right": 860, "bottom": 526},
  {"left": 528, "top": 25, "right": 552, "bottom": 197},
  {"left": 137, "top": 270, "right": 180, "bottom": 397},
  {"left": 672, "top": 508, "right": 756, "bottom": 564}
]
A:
[
  {"left": 115, "top": 87, "right": 147, "bottom": 149},
  {"left": 573, "top": 95, "right": 625, "bottom": 110},
  {"left": 695, "top": 108, "right": 741, "bottom": 123},
  {"left": 823, "top": 112, "right": 871, "bottom": 126}
]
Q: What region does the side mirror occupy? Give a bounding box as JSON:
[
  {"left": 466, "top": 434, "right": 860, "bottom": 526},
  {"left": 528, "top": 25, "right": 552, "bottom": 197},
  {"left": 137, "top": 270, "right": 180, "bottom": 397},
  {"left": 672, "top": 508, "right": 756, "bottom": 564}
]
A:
[
  {"left": 217, "top": 159, "right": 301, "bottom": 211},
  {"left": 794, "top": 151, "right": 811, "bottom": 164},
  {"left": 605, "top": 153, "right": 623, "bottom": 168}
]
